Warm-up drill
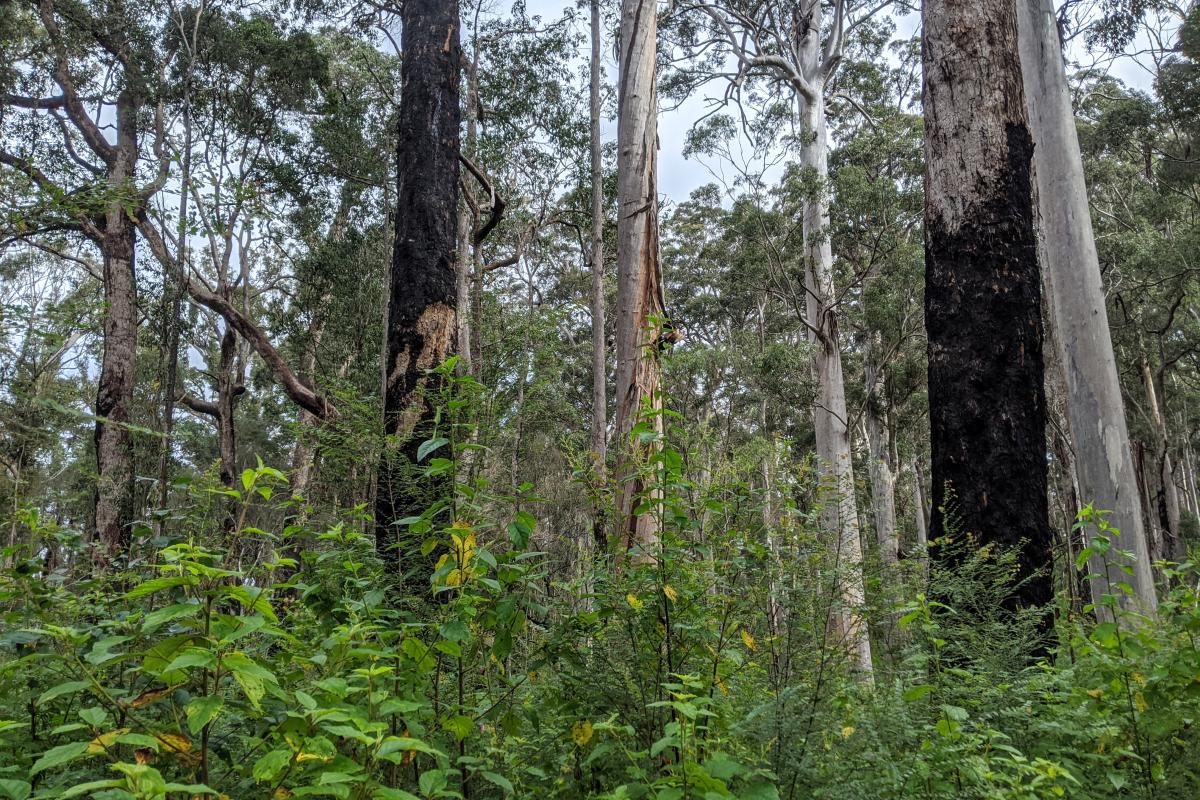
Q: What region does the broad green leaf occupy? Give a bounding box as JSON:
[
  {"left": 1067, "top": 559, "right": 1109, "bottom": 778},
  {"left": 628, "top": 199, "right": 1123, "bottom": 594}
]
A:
[
  {"left": 30, "top": 741, "right": 89, "bottom": 775},
  {"left": 252, "top": 749, "right": 292, "bottom": 782},
  {"left": 187, "top": 696, "right": 224, "bottom": 734},
  {"left": 38, "top": 681, "right": 90, "bottom": 706}
]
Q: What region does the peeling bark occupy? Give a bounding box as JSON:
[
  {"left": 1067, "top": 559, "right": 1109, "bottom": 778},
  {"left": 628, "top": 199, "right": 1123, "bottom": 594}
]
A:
[{"left": 612, "top": 0, "right": 663, "bottom": 557}]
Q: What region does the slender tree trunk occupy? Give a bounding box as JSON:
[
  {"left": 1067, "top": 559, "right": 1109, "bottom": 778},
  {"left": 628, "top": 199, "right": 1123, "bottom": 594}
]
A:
[
  {"left": 376, "top": 0, "right": 461, "bottom": 572},
  {"left": 923, "top": 0, "right": 1055, "bottom": 616},
  {"left": 589, "top": 0, "right": 609, "bottom": 550},
  {"left": 92, "top": 93, "right": 139, "bottom": 571},
  {"left": 1017, "top": 0, "right": 1157, "bottom": 615},
  {"left": 864, "top": 335, "right": 898, "bottom": 568},
  {"left": 1141, "top": 359, "right": 1183, "bottom": 561},
  {"left": 455, "top": 55, "right": 480, "bottom": 375},
  {"left": 214, "top": 327, "right": 241, "bottom": 489},
  {"left": 612, "top": 0, "right": 663, "bottom": 556},
  {"left": 913, "top": 459, "right": 929, "bottom": 575}
]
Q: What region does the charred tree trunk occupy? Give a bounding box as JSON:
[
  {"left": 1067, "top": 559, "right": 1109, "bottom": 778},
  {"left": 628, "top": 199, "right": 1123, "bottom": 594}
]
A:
[
  {"left": 92, "top": 92, "right": 140, "bottom": 571},
  {"left": 589, "top": 0, "right": 609, "bottom": 551},
  {"left": 375, "top": 0, "right": 461, "bottom": 578},
  {"left": 923, "top": 0, "right": 1055, "bottom": 617},
  {"left": 612, "top": 0, "right": 663, "bottom": 557}
]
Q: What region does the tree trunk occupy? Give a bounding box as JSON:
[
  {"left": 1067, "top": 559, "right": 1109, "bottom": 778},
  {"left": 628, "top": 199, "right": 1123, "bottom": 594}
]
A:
[
  {"left": 1141, "top": 359, "right": 1183, "bottom": 561},
  {"left": 589, "top": 0, "right": 609, "bottom": 550},
  {"left": 913, "top": 459, "right": 930, "bottom": 576},
  {"left": 612, "top": 0, "right": 663, "bottom": 557},
  {"left": 923, "top": 0, "right": 1055, "bottom": 616},
  {"left": 1017, "top": 0, "right": 1157, "bottom": 615},
  {"left": 92, "top": 93, "right": 139, "bottom": 571},
  {"left": 801, "top": 90, "right": 872, "bottom": 674},
  {"left": 864, "top": 334, "right": 898, "bottom": 568},
  {"left": 215, "top": 327, "right": 241, "bottom": 489},
  {"left": 376, "top": 0, "right": 461, "bottom": 572},
  {"left": 455, "top": 54, "right": 480, "bottom": 376}
]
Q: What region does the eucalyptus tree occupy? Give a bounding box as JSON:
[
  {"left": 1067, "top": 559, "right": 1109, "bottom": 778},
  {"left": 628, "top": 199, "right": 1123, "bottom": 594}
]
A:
[
  {"left": 677, "top": 0, "right": 912, "bottom": 673},
  {"left": 923, "top": 0, "right": 1054, "bottom": 616},
  {"left": 375, "top": 0, "right": 462, "bottom": 572},
  {"left": 613, "top": 0, "right": 667, "bottom": 555},
  {"left": 1017, "top": 0, "right": 1157, "bottom": 615}
]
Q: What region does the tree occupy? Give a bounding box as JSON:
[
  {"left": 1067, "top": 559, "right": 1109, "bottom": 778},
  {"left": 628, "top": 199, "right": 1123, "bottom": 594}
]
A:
[
  {"left": 588, "top": 0, "right": 609, "bottom": 549},
  {"left": 1016, "top": 0, "right": 1157, "bottom": 616},
  {"left": 375, "top": 0, "right": 462, "bottom": 572},
  {"left": 612, "top": 0, "right": 665, "bottom": 555},
  {"left": 0, "top": 0, "right": 172, "bottom": 568},
  {"left": 923, "top": 0, "right": 1054, "bottom": 614}
]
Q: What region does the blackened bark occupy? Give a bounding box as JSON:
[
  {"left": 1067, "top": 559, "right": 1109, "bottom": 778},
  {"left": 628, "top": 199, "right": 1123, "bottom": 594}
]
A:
[
  {"left": 375, "top": 0, "right": 461, "bottom": 578},
  {"left": 923, "top": 1, "right": 1054, "bottom": 616}
]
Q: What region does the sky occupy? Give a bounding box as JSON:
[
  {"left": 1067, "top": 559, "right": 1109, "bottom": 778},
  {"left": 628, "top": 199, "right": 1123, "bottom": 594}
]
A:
[{"left": 522, "top": 0, "right": 1165, "bottom": 205}]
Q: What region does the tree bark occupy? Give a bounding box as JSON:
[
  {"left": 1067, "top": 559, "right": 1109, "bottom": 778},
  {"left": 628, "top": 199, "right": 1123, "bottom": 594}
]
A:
[
  {"left": 92, "top": 90, "right": 140, "bottom": 571},
  {"left": 864, "top": 334, "right": 898, "bottom": 568},
  {"left": 1141, "top": 359, "right": 1183, "bottom": 561},
  {"left": 923, "top": 0, "right": 1055, "bottom": 616},
  {"left": 1017, "top": 0, "right": 1157, "bottom": 615},
  {"left": 375, "top": 0, "right": 461, "bottom": 572},
  {"left": 612, "top": 0, "right": 663, "bottom": 556},
  {"left": 589, "top": 0, "right": 609, "bottom": 550}
]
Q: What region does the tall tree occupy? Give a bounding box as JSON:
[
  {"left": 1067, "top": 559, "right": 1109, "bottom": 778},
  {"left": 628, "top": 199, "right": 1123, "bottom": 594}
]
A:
[
  {"left": 0, "top": 0, "right": 167, "bottom": 569},
  {"left": 589, "top": 0, "right": 608, "bottom": 549},
  {"left": 923, "top": 0, "right": 1054, "bottom": 613},
  {"left": 375, "top": 0, "right": 462, "bottom": 571},
  {"left": 612, "top": 0, "right": 664, "bottom": 555},
  {"left": 1016, "top": 0, "right": 1157, "bottom": 615},
  {"left": 694, "top": 0, "right": 881, "bottom": 673}
]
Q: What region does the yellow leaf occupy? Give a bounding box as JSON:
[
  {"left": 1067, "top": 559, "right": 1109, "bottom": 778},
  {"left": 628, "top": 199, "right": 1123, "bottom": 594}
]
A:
[
  {"left": 740, "top": 628, "right": 757, "bottom": 652},
  {"left": 1134, "top": 691, "right": 1148, "bottom": 713},
  {"left": 663, "top": 585, "right": 678, "bottom": 603},
  {"left": 273, "top": 789, "right": 293, "bottom": 799},
  {"left": 130, "top": 686, "right": 176, "bottom": 708},
  {"left": 87, "top": 728, "right": 130, "bottom": 754},
  {"left": 716, "top": 678, "right": 729, "bottom": 696},
  {"left": 841, "top": 726, "right": 855, "bottom": 739},
  {"left": 527, "top": 671, "right": 539, "bottom": 684},
  {"left": 446, "top": 569, "right": 464, "bottom": 587},
  {"left": 626, "top": 594, "right": 644, "bottom": 610},
  {"left": 571, "top": 720, "right": 594, "bottom": 747},
  {"left": 156, "top": 732, "right": 193, "bottom": 754},
  {"left": 296, "top": 751, "right": 333, "bottom": 764}
]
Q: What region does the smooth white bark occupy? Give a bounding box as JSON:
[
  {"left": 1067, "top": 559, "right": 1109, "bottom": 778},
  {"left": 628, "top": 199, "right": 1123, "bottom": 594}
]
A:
[{"left": 1018, "top": 0, "right": 1157, "bottom": 616}]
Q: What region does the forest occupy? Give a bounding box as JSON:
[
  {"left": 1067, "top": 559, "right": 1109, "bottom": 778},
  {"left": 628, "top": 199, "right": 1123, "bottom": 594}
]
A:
[{"left": 1, "top": 0, "right": 1200, "bottom": 797}]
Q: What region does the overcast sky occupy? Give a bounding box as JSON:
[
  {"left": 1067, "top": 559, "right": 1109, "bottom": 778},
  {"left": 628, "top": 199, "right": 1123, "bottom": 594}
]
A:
[{"left": 521, "top": 1, "right": 1164, "bottom": 206}]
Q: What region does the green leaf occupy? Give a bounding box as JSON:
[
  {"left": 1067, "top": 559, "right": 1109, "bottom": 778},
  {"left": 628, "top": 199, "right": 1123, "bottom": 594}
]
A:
[
  {"left": 186, "top": 696, "right": 224, "bottom": 735},
  {"left": 58, "top": 780, "right": 122, "bottom": 799},
  {"left": 372, "top": 789, "right": 421, "bottom": 800},
  {"left": 30, "top": 741, "right": 89, "bottom": 775},
  {"left": 418, "top": 770, "right": 449, "bottom": 797},
  {"left": 480, "top": 771, "right": 514, "bottom": 794},
  {"left": 164, "top": 648, "right": 216, "bottom": 673},
  {"left": 0, "top": 779, "right": 31, "bottom": 800},
  {"left": 902, "top": 685, "right": 936, "bottom": 702},
  {"left": 142, "top": 603, "right": 201, "bottom": 632},
  {"left": 38, "top": 680, "right": 91, "bottom": 706},
  {"left": 417, "top": 437, "right": 449, "bottom": 462},
  {"left": 442, "top": 714, "right": 474, "bottom": 742},
  {"left": 124, "top": 576, "right": 198, "bottom": 600},
  {"left": 242, "top": 469, "right": 256, "bottom": 492},
  {"left": 252, "top": 749, "right": 292, "bottom": 782}
]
